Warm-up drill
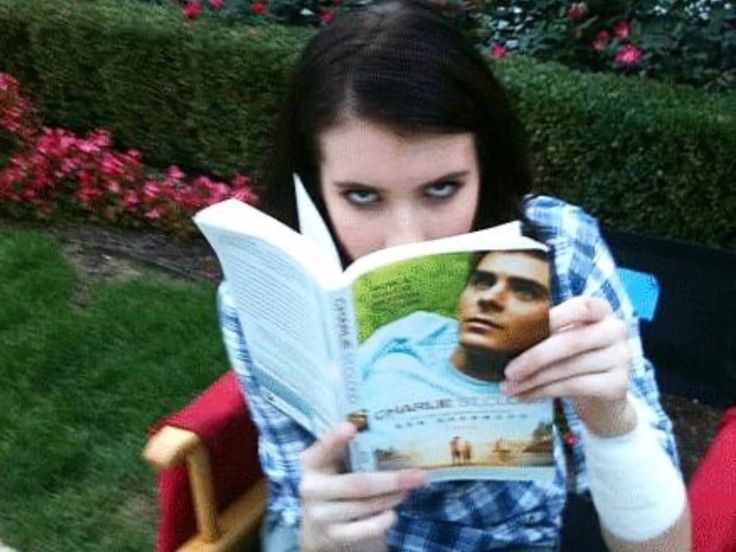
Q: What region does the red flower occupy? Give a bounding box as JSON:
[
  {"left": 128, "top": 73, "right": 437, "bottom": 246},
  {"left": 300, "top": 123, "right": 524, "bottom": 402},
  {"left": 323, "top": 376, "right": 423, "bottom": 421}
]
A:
[
  {"left": 490, "top": 43, "right": 507, "bottom": 60},
  {"left": 563, "top": 431, "right": 577, "bottom": 448},
  {"left": 613, "top": 20, "right": 630, "bottom": 39},
  {"left": 319, "top": 9, "right": 336, "bottom": 25},
  {"left": 208, "top": 0, "right": 225, "bottom": 8},
  {"left": 182, "top": 0, "right": 201, "bottom": 20},
  {"left": 615, "top": 44, "right": 642, "bottom": 67},
  {"left": 250, "top": 1, "right": 267, "bottom": 15},
  {"left": 566, "top": 2, "right": 588, "bottom": 22},
  {"left": 590, "top": 30, "right": 610, "bottom": 52}
]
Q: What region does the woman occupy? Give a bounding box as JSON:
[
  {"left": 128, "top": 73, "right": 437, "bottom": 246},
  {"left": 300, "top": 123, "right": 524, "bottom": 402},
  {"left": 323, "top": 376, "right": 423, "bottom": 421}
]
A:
[{"left": 217, "top": 1, "right": 690, "bottom": 550}]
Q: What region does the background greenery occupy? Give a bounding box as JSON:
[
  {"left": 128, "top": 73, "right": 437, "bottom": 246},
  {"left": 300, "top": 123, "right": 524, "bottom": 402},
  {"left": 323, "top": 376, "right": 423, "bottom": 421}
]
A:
[
  {"left": 0, "top": 0, "right": 311, "bottom": 179},
  {"left": 354, "top": 253, "right": 471, "bottom": 341},
  {"left": 0, "top": 231, "right": 225, "bottom": 550},
  {"left": 1, "top": 0, "right": 733, "bottom": 249}
]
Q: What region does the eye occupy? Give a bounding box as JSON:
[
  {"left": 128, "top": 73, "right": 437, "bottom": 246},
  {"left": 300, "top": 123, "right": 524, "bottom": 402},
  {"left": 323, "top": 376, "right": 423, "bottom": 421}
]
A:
[
  {"left": 472, "top": 273, "right": 495, "bottom": 290},
  {"left": 512, "top": 282, "right": 546, "bottom": 302},
  {"left": 424, "top": 181, "right": 460, "bottom": 200},
  {"left": 343, "top": 189, "right": 380, "bottom": 206},
  {"left": 515, "top": 289, "right": 537, "bottom": 301}
]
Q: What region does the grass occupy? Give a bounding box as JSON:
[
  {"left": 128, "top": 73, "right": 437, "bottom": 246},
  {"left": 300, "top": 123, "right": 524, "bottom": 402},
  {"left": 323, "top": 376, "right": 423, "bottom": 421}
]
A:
[{"left": 0, "top": 229, "right": 228, "bottom": 551}]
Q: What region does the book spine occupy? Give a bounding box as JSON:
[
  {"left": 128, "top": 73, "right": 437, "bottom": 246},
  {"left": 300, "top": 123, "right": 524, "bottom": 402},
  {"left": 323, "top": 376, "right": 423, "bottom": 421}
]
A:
[{"left": 329, "top": 288, "right": 374, "bottom": 471}]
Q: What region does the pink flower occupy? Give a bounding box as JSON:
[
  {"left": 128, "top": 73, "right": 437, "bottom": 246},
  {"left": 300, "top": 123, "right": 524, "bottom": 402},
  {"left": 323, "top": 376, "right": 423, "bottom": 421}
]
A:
[
  {"left": 0, "top": 73, "right": 18, "bottom": 91},
  {"left": 89, "top": 130, "right": 111, "bottom": 149},
  {"left": 566, "top": 3, "right": 588, "bottom": 22},
  {"left": 101, "top": 153, "right": 123, "bottom": 176},
  {"left": 182, "top": 0, "right": 202, "bottom": 20},
  {"left": 615, "top": 44, "right": 642, "bottom": 67},
  {"left": 77, "top": 140, "right": 100, "bottom": 154},
  {"left": 146, "top": 207, "right": 163, "bottom": 220},
  {"left": 143, "top": 181, "right": 161, "bottom": 200},
  {"left": 230, "top": 174, "right": 251, "bottom": 189},
  {"left": 590, "top": 30, "right": 610, "bottom": 52},
  {"left": 208, "top": 0, "right": 225, "bottom": 8},
  {"left": 613, "top": 20, "right": 629, "bottom": 39},
  {"left": 491, "top": 43, "right": 507, "bottom": 60},
  {"left": 167, "top": 165, "right": 185, "bottom": 180},
  {"left": 233, "top": 187, "right": 258, "bottom": 204},
  {"left": 319, "top": 9, "right": 336, "bottom": 25},
  {"left": 123, "top": 191, "right": 140, "bottom": 210},
  {"left": 250, "top": 1, "right": 267, "bottom": 15}
]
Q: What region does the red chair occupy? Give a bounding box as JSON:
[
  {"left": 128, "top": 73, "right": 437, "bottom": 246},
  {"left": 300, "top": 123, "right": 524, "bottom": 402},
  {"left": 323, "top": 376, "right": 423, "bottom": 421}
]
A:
[
  {"left": 143, "top": 371, "right": 266, "bottom": 552},
  {"left": 688, "top": 407, "right": 736, "bottom": 552}
]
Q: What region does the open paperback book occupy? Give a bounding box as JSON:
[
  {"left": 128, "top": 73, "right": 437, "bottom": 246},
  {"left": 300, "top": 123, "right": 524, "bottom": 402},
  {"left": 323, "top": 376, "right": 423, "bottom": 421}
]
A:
[{"left": 194, "top": 177, "right": 555, "bottom": 482}]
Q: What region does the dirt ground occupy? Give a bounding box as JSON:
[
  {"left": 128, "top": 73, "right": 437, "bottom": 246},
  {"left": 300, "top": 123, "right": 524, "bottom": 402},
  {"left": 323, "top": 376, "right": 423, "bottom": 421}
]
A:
[{"left": 0, "top": 217, "right": 725, "bottom": 481}]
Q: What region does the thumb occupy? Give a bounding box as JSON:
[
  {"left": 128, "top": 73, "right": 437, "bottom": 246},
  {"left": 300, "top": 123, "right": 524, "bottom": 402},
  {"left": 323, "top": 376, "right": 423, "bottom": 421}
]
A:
[
  {"left": 300, "top": 422, "right": 357, "bottom": 473},
  {"left": 550, "top": 296, "right": 612, "bottom": 331}
]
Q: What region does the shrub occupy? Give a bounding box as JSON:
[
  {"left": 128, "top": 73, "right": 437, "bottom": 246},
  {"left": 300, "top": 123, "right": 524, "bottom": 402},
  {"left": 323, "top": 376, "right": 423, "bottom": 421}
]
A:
[
  {"left": 0, "top": 0, "right": 734, "bottom": 249},
  {"left": 0, "top": 72, "right": 257, "bottom": 236},
  {"left": 0, "top": 0, "right": 311, "bottom": 179},
  {"left": 477, "top": 0, "right": 736, "bottom": 92},
  {"left": 495, "top": 55, "right": 736, "bottom": 249}
]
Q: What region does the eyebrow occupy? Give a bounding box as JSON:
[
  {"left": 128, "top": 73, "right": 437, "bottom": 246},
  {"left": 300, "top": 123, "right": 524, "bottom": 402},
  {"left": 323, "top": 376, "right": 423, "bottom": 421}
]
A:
[
  {"left": 332, "top": 170, "right": 470, "bottom": 190},
  {"left": 473, "top": 270, "right": 550, "bottom": 295}
]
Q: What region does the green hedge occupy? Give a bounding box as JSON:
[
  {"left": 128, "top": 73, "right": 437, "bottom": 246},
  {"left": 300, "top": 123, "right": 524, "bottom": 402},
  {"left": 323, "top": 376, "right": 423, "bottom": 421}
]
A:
[
  {"left": 0, "top": 0, "right": 312, "bottom": 179},
  {"left": 496, "top": 58, "right": 736, "bottom": 250},
  {"left": 1, "top": 0, "right": 734, "bottom": 249}
]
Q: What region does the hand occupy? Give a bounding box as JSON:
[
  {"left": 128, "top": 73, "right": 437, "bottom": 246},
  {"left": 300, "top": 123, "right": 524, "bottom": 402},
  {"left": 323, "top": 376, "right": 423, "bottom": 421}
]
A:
[
  {"left": 501, "top": 296, "right": 636, "bottom": 436},
  {"left": 298, "top": 422, "right": 426, "bottom": 552}
]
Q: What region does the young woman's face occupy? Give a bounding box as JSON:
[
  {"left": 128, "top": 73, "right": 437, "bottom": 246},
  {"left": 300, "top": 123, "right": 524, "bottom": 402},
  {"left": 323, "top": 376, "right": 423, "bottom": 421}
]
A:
[{"left": 319, "top": 117, "right": 480, "bottom": 262}]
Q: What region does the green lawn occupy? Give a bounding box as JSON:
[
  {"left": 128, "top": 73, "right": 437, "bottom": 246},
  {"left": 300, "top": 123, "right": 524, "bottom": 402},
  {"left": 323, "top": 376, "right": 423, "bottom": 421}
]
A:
[{"left": 0, "top": 229, "right": 227, "bottom": 551}]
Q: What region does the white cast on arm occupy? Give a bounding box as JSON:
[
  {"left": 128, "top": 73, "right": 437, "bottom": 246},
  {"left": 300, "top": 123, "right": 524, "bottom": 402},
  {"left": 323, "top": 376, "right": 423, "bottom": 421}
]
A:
[{"left": 582, "top": 394, "right": 687, "bottom": 542}]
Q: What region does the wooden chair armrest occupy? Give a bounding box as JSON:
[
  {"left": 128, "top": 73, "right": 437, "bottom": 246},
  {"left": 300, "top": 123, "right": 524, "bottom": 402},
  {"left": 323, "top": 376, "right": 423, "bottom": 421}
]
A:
[
  {"left": 143, "top": 424, "right": 267, "bottom": 551},
  {"left": 143, "top": 425, "right": 203, "bottom": 470}
]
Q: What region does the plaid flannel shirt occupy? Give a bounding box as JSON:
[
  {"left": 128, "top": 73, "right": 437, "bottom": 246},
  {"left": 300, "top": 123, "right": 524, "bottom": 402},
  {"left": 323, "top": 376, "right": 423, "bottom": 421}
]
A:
[{"left": 217, "top": 195, "right": 679, "bottom": 551}]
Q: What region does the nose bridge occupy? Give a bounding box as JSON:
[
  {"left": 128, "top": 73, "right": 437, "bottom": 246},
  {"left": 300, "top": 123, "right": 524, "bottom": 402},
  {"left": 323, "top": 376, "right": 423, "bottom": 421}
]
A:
[
  {"left": 479, "top": 277, "right": 507, "bottom": 306},
  {"left": 384, "top": 201, "right": 425, "bottom": 247}
]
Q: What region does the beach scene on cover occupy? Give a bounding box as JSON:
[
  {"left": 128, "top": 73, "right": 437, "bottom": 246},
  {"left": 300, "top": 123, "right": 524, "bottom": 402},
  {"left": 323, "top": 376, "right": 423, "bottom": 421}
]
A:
[{"left": 352, "top": 249, "right": 555, "bottom": 480}]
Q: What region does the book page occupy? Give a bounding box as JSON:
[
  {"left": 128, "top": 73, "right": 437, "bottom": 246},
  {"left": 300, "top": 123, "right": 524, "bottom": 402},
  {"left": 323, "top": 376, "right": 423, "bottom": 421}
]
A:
[
  {"left": 343, "top": 221, "right": 530, "bottom": 282},
  {"left": 195, "top": 208, "right": 343, "bottom": 435},
  {"left": 348, "top": 247, "right": 555, "bottom": 482},
  {"left": 295, "top": 174, "right": 342, "bottom": 268},
  {"left": 196, "top": 199, "right": 343, "bottom": 289}
]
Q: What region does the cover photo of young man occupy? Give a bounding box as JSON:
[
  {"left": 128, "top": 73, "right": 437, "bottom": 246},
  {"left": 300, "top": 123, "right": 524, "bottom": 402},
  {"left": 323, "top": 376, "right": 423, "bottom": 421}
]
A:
[{"left": 353, "top": 249, "right": 555, "bottom": 480}]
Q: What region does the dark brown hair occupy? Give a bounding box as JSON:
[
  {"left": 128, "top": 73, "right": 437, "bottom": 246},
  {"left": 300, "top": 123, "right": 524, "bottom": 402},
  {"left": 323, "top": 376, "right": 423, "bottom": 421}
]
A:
[{"left": 260, "top": 0, "right": 534, "bottom": 248}]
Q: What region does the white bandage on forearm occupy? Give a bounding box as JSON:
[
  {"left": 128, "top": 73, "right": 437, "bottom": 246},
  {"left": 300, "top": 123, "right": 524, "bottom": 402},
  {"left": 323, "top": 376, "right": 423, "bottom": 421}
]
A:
[{"left": 582, "top": 395, "right": 686, "bottom": 542}]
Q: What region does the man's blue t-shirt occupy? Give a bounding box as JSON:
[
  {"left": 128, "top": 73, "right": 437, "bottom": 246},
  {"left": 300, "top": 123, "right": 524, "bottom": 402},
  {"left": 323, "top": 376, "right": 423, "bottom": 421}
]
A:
[{"left": 358, "top": 311, "right": 554, "bottom": 475}]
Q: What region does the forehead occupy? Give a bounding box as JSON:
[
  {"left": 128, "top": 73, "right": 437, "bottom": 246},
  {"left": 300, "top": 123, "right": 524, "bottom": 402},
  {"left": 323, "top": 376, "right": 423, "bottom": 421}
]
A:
[
  {"left": 318, "top": 117, "right": 477, "bottom": 186},
  {"left": 476, "top": 252, "right": 550, "bottom": 287}
]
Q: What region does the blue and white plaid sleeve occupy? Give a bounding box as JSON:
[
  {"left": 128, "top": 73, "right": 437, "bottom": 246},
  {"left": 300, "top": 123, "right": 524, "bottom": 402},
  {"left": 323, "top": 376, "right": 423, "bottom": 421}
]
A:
[
  {"left": 217, "top": 280, "right": 313, "bottom": 527},
  {"left": 525, "top": 196, "right": 680, "bottom": 492}
]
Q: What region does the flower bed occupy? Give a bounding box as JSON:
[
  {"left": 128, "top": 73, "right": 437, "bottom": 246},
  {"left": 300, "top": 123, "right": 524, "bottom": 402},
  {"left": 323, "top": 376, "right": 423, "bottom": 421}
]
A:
[
  {"left": 0, "top": 72, "right": 257, "bottom": 236},
  {"left": 130, "top": 0, "right": 735, "bottom": 91}
]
